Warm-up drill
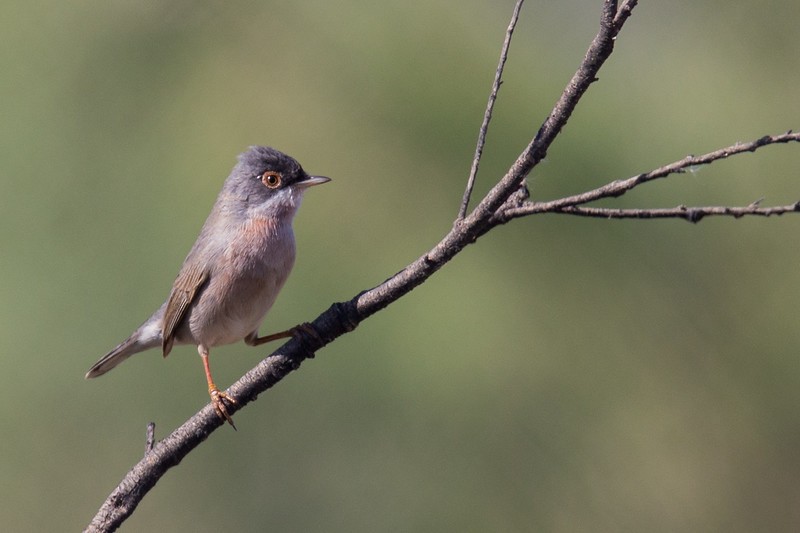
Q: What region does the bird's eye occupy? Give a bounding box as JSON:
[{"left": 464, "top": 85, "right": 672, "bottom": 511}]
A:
[{"left": 261, "top": 171, "right": 282, "bottom": 189}]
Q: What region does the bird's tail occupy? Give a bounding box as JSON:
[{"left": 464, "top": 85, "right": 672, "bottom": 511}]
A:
[{"left": 85, "top": 322, "right": 162, "bottom": 379}]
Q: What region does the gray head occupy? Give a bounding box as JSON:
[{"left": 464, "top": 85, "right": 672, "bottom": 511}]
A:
[{"left": 220, "top": 146, "right": 329, "bottom": 220}]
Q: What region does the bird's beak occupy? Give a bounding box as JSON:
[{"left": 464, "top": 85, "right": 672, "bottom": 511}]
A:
[{"left": 295, "top": 175, "right": 331, "bottom": 189}]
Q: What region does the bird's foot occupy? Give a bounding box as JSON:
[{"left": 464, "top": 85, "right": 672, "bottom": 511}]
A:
[{"left": 209, "top": 386, "right": 238, "bottom": 430}]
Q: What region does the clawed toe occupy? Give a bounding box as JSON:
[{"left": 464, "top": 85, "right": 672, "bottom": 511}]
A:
[{"left": 209, "top": 387, "right": 238, "bottom": 430}]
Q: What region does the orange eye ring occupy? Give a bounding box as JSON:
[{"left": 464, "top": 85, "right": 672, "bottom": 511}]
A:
[{"left": 261, "top": 171, "right": 282, "bottom": 189}]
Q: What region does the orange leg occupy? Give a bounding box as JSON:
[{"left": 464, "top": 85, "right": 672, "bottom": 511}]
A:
[
  {"left": 199, "top": 344, "right": 237, "bottom": 429},
  {"left": 244, "top": 322, "right": 318, "bottom": 347}
]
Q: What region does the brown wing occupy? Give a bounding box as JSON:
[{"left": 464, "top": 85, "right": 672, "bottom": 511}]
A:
[{"left": 161, "top": 264, "right": 208, "bottom": 357}]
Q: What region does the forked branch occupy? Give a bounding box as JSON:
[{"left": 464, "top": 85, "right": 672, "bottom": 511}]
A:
[
  {"left": 494, "top": 131, "right": 800, "bottom": 223},
  {"left": 458, "top": 0, "right": 525, "bottom": 220},
  {"left": 86, "top": 1, "right": 798, "bottom": 531}
]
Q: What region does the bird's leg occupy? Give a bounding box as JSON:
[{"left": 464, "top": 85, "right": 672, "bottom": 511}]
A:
[
  {"left": 244, "top": 322, "right": 319, "bottom": 346},
  {"left": 198, "top": 344, "right": 237, "bottom": 430}
]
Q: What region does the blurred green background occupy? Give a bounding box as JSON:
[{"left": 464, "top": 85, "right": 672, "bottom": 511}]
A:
[{"left": 2, "top": 0, "right": 800, "bottom": 531}]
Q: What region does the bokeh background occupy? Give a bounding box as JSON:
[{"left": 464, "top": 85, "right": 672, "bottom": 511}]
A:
[{"left": 2, "top": 0, "right": 800, "bottom": 531}]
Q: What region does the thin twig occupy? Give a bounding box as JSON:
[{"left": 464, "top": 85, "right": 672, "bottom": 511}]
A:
[
  {"left": 547, "top": 202, "right": 800, "bottom": 222},
  {"left": 457, "top": 0, "right": 524, "bottom": 221},
  {"left": 613, "top": 0, "right": 637, "bottom": 27},
  {"left": 495, "top": 131, "right": 800, "bottom": 221},
  {"left": 466, "top": 0, "right": 633, "bottom": 228},
  {"left": 144, "top": 422, "right": 155, "bottom": 456}
]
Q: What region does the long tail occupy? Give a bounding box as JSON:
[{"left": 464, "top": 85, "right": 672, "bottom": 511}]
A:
[{"left": 85, "top": 320, "right": 162, "bottom": 378}]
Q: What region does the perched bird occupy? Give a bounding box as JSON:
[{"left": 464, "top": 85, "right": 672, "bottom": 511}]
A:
[{"left": 85, "top": 146, "right": 330, "bottom": 428}]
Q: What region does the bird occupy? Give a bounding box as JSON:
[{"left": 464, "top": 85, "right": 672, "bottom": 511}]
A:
[{"left": 85, "top": 146, "right": 330, "bottom": 428}]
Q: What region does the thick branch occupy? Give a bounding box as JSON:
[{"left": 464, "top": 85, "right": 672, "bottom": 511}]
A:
[
  {"left": 85, "top": 5, "right": 642, "bottom": 530},
  {"left": 84, "top": 2, "right": 800, "bottom": 531}
]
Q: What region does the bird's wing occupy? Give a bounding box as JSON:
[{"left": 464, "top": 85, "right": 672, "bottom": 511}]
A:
[{"left": 161, "top": 264, "right": 209, "bottom": 357}]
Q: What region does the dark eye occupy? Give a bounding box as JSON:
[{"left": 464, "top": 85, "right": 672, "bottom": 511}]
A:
[{"left": 261, "top": 171, "right": 282, "bottom": 189}]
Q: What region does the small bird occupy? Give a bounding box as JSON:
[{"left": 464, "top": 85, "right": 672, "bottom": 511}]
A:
[{"left": 85, "top": 146, "right": 330, "bottom": 428}]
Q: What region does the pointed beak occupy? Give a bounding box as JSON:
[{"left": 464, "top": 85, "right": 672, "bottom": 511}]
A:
[{"left": 295, "top": 174, "right": 331, "bottom": 189}]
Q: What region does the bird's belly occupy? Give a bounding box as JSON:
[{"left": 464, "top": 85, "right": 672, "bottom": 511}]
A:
[
  {"left": 201, "top": 272, "right": 286, "bottom": 345},
  {"left": 184, "top": 223, "right": 295, "bottom": 347},
  {"left": 185, "top": 268, "right": 290, "bottom": 347}
]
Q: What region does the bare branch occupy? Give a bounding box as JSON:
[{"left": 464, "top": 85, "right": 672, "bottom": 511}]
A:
[
  {"left": 545, "top": 201, "right": 800, "bottom": 222},
  {"left": 613, "top": 0, "right": 638, "bottom": 27},
  {"left": 86, "top": 6, "right": 647, "bottom": 530},
  {"left": 495, "top": 131, "right": 800, "bottom": 222},
  {"left": 457, "top": 0, "right": 524, "bottom": 221},
  {"left": 85, "top": 2, "right": 800, "bottom": 531},
  {"left": 144, "top": 423, "right": 155, "bottom": 456},
  {"left": 85, "top": 337, "right": 334, "bottom": 532},
  {"left": 465, "top": 0, "right": 636, "bottom": 229}
]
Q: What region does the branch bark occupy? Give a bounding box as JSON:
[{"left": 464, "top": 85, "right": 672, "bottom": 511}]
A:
[
  {"left": 495, "top": 131, "right": 800, "bottom": 223},
  {"left": 458, "top": 0, "right": 525, "bottom": 220},
  {"left": 85, "top": 1, "right": 799, "bottom": 530},
  {"left": 545, "top": 201, "right": 800, "bottom": 222}
]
